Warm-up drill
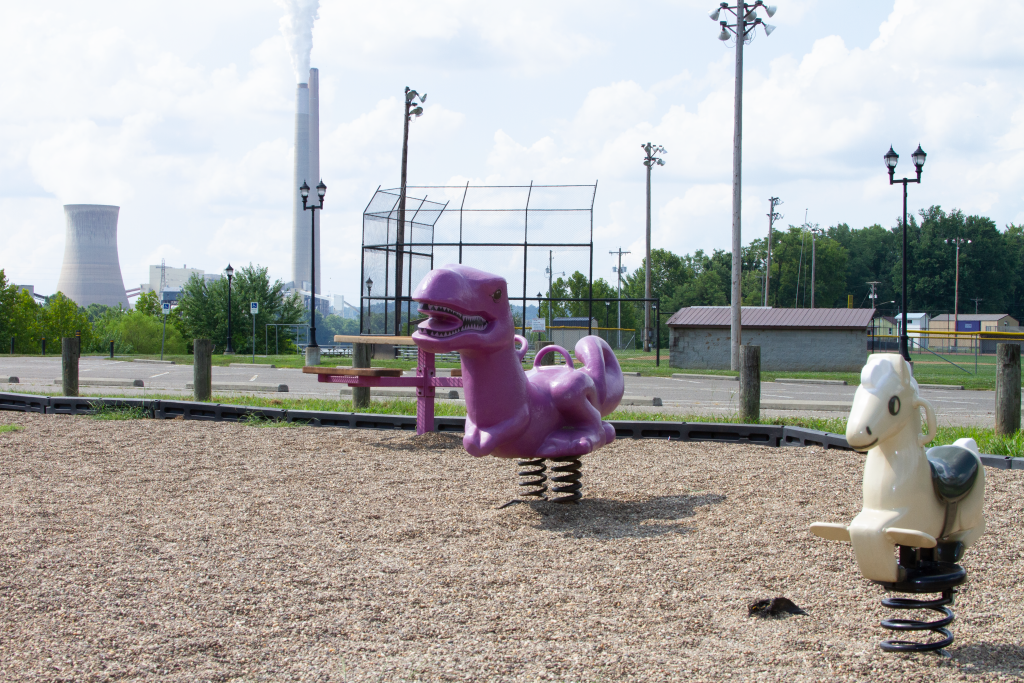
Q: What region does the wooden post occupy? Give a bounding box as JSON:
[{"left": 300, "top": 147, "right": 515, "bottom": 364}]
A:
[
  {"left": 537, "top": 340, "right": 555, "bottom": 366},
  {"left": 739, "top": 345, "right": 760, "bottom": 424},
  {"left": 352, "top": 343, "right": 371, "bottom": 409},
  {"left": 61, "top": 337, "right": 79, "bottom": 397},
  {"left": 995, "top": 342, "right": 1021, "bottom": 435},
  {"left": 193, "top": 339, "right": 213, "bottom": 402}
]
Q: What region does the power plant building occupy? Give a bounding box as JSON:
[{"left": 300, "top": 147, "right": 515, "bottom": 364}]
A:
[{"left": 56, "top": 204, "right": 130, "bottom": 309}]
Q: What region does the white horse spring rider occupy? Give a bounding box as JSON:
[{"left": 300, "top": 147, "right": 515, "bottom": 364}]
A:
[{"left": 810, "top": 354, "right": 985, "bottom": 584}]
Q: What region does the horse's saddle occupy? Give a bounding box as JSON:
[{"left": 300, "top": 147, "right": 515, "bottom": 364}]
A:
[{"left": 925, "top": 445, "right": 980, "bottom": 503}]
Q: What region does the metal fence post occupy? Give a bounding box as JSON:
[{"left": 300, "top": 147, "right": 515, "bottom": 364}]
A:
[{"left": 995, "top": 343, "right": 1021, "bottom": 435}]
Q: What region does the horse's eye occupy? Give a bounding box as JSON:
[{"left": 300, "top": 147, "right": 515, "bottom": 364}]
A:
[
  {"left": 492, "top": 289, "right": 502, "bottom": 301},
  {"left": 888, "top": 396, "right": 900, "bottom": 415}
]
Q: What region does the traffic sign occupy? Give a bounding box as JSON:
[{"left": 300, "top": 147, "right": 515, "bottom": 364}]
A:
[
  {"left": 161, "top": 302, "right": 171, "bottom": 315},
  {"left": 250, "top": 302, "right": 259, "bottom": 315}
]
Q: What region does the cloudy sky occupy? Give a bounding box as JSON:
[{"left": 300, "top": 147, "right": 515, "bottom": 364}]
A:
[{"left": 1, "top": 0, "right": 1022, "bottom": 304}]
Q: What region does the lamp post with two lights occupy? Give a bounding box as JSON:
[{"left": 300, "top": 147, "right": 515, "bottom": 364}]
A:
[
  {"left": 300, "top": 179, "right": 326, "bottom": 364},
  {"left": 884, "top": 144, "right": 927, "bottom": 362}
]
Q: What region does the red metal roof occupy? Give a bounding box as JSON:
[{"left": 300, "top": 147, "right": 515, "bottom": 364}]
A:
[{"left": 666, "top": 306, "right": 875, "bottom": 330}]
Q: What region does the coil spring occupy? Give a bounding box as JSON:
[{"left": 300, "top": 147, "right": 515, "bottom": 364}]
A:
[
  {"left": 880, "top": 589, "right": 956, "bottom": 652},
  {"left": 517, "top": 458, "right": 547, "bottom": 500},
  {"left": 548, "top": 456, "right": 582, "bottom": 504}
]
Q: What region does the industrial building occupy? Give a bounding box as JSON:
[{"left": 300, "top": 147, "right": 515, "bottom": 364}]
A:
[
  {"left": 55, "top": 204, "right": 130, "bottom": 309},
  {"left": 666, "top": 306, "right": 875, "bottom": 372}
]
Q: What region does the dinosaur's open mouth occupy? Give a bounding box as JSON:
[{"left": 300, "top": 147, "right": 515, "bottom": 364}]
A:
[{"left": 416, "top": 303, "right": 488, "bottom": 338}]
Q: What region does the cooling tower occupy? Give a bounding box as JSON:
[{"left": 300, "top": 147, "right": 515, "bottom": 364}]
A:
[
  {"left": 291, "top": 68, "right": 321, "bottom": 292},
  {"left": 56, "top": 204, "right": 130, "bottom": 309}
]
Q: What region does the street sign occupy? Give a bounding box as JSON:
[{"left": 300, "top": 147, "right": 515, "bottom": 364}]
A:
[
  {"left": 251, "top": 302, "right": 259, "bottom": 315},
  {"left": 161, "top": 302, "right": 170, "bottom": 315},
  {"left": 530, "top": 318, "right": 546, "bottom": 332}
]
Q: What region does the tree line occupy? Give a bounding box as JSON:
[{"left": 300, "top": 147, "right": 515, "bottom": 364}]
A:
[{"left": 535, "top": 205, "right": 1024, "bottom": 346}]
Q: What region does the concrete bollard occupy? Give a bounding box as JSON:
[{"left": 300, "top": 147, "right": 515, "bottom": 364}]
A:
[
  {"left": 739, "top": 345, "right": 760, "bottom": 424},
  {"left": 995, "top": 343, "right": 1021, "bottom": 435},
  {"left": 193, "top": 339, "right": 213, "bottom": 402},
  {"left": 305, "top": 344, "right": 321, "bottom": 367},
  {"left": 61, "top": 337, "right": 80, "bottom": 397},
  {"left": 352, "top": 343, "right": 371, "bottom": 409}
]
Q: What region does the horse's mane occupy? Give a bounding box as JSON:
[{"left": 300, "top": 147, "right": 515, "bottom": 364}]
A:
[{"left": 860, "top": 353, "right": 920, "bottom": 399}]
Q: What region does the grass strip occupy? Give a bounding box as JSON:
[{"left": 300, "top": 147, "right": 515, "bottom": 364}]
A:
[{"left": 0, "top": 424, "right": 22, "bottom": 433}]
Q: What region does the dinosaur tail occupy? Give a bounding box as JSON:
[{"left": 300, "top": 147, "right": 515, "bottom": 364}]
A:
[{"left": 575, "top": 336, "right": 624, "bottom": 417}]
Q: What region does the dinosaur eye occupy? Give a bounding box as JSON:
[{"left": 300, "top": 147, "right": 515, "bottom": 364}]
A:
[
  {"left": 492, "top": 289, "right": 502, "bottom": 301},
  {"left": 888, "top": 396, "right": 900, "bottom": 415}
]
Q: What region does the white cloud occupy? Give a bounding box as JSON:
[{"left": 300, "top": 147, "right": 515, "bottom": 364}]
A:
[{"left": 2, "top": 0, "right": 1023, "bottom": 303}]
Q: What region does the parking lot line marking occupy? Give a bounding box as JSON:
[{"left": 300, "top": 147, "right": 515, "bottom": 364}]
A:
[
  {"left": 150, "top": 372, "right": 169, "bottom": 378},
  {"left": 249, "top": 374, "right": 258, "bottom": 381}
]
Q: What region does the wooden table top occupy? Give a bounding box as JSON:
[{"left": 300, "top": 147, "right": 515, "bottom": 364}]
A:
[{"left": 302, "top": 366, "right": 404, "bottom": 377}]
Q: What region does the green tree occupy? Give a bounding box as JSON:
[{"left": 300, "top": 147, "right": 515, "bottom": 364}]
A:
[
  {"left": 8, "top": 289, "right": 41, "bottom": 353},
  {"left": 0, "top": 270, "right": 18, "bottom": 350},
  {"left": 134, "top": 290, "right": 161, "bottom": 316},
  {"left": 176, "top": 265, "right": 305, "bottom": 354},
  {"left": 39, "top": 292, "right": 94, "bottom": 351}
]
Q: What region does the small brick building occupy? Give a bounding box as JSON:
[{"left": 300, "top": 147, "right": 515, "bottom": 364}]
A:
[{"left": 666, "top": 307, "right": 875, "bottom": 372}]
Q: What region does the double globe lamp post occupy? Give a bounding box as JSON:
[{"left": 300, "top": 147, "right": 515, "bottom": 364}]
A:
[
  {"left": 301, "top": 179, "right": 327, "bottom": 365},
  {"left": 884, "top": 144, "right": 927, "bottom": 362}
]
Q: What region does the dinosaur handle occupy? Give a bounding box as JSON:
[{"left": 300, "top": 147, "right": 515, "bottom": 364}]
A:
[
  {"left": 915, "top": 396, "right": 937, "bottom": 446},
  {"left": 514, "top": 335, "right": 529, "bottom": 362},
  {"left": 533, "top": 345, "right": 574, "bottom": 369}
]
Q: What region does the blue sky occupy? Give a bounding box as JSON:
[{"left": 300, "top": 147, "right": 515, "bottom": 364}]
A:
[{"left": 2, "top": 0, "right": 1022, "bottom": 304}]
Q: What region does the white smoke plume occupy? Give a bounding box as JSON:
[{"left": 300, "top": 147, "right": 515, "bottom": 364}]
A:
[{"left": 277, "top": 0, "right": 320, "bottom": 82}]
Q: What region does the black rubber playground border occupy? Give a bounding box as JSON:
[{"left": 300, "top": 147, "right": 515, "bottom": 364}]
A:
[{"left": 1, "top": 391, "right": 1020, "bottom": 471}]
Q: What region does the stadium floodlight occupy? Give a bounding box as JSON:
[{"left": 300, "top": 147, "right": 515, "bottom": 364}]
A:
[
  {"left": 709, "top": 7, "right": 721, "bottom": 20},
  {"left": 394, "top": 86, "right": 429, "bottom": 334},
  {"left": 708, "top": 1, "right": 779, "bottom": 371}
]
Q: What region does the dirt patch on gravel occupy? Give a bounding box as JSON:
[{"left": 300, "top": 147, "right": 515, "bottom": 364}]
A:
[{"left": 0, "top": 412, "right": 1022, "bottom": 682}]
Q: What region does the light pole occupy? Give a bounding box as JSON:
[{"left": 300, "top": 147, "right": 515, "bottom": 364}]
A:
[
  {"left": 224, "top": 264, "right": 234, "bottom": 354},
  {"left": 885, "top": 143, "right": 927, "bottom": 362},
  {"left": 709, "top": 0, "right": 777, "bottom": 370},
  {"left": 365, "top": 277, "right": 373, "bottom": 333},
  {"left": 300, "top": 179, "right": 326, "bottom": 364},
  {"left": 641, "top": 142, "right": 666, "bottom": 352},
  {"left": 946, "top": 236, "right": 971, "bottom": 352},
  {"left": 610, "top": 248, "right": 630, "bottom": 349},
  {"left": 764, "top": 196, "right": 782, "bottom": 306},
  {"left": 809, "top": 226, "right": 823, "bottom": 308},
  {"left": 395, "top": 86, "right": 427, "bottom": 336}
]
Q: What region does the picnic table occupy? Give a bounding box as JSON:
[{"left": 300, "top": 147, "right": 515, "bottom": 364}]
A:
[{"left": 303, "top": 335, "right": 463, "bottom": 435}]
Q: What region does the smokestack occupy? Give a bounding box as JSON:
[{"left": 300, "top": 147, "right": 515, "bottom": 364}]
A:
[
  {"left": 56, "top": 204, "right": 130, "bottom": 309},
  {"left": 291, "top": 68, "right": 321, "bottom": 292},
  {"left": 308, "top": 67, "right": 320, "bottom": 293},
  {"left": 291, "top": 82, "right": 310, "bottom": 290}
]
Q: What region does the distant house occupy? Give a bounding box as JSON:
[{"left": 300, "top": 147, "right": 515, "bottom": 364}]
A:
[
  {"left": 666, "top": 306, "right": 875, "bottom": 371},
  {"left": 930, "top": 313, "right": 1020, "bottom": 353}
]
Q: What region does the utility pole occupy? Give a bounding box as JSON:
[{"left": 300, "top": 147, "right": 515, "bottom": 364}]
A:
[
  {"left": 946, "top": 236, "right": 970, "bottom": 352},
  {"left": 545, "top": 250, "right": 564, "bottom": 332},
  {"left": 867, "top": 281, "right": 882, "bottom": 352},
  {"left": 810, "top": 226, "right": 823, "bottom": 309},
  {"left": 610, "top": 248, "right": 630, "bottom": 349},
  {"left": 764, "top": 197, "right": 782, "bottom": 306},
  {"left": 395, "top": 86, "right": 426, "bottom": 335},
  {"left": 641, "top": 143, "right": 666, "bottom": 352},
  {"left": 971, "top": 297, "right": 982, "bottom": 314},
  {"left": 709, "top": 1, "right": 778, "bottom": 369}
]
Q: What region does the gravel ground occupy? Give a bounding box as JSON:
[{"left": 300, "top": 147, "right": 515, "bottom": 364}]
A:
[{"left": 0, "top": 412, "right": 1022, "bottom": 682}]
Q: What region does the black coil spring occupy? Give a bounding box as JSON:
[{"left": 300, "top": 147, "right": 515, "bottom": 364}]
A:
[
  {"left": 517, "top": 458, "right": 547, "bottom": 500},
  {"left": 880, "top": 589, "right": 956, "bottom": 652},
  {"left": 548, "top": 456, "right": 582, "bottom": 504}
]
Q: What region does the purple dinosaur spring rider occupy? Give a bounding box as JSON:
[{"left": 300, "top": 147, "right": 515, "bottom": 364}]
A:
[{"left": 412, "top": 264, "right": 625, "bottom": 503}]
